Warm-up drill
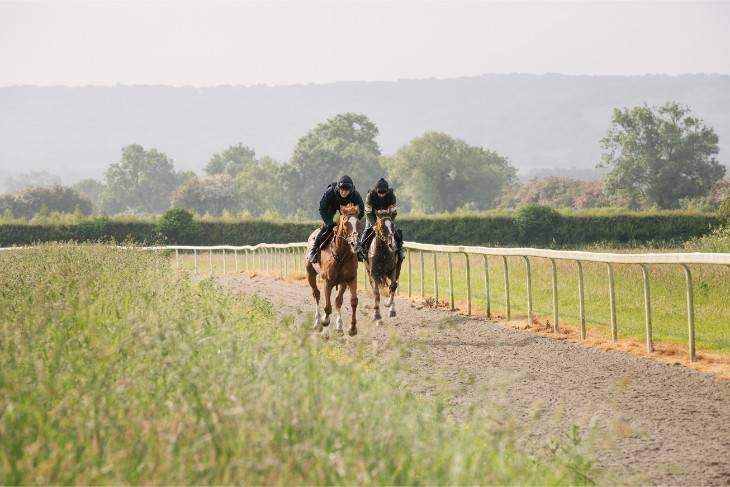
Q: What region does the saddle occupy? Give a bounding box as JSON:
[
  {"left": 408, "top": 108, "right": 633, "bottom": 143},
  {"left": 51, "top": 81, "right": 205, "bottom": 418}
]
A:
[{"left": 319, "top": 230, "right": 335, "bottom": 249}]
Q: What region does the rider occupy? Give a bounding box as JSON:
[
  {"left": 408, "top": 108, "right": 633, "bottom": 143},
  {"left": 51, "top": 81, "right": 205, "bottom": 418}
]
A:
[
  {"left": 359, "top": 177, "right": 405, "bottom": 262},
  {"left": 306, "top": 175, "right": 365, "bottom": 264}
]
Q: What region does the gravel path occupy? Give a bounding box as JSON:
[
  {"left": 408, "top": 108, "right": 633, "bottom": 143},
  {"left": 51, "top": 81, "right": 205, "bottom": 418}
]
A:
[{"left": 204, "top": 273, "right": 730, "bottom": 486}]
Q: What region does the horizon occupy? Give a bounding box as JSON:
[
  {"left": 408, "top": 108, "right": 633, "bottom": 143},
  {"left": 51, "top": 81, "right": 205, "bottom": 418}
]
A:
[{"left": 3, "top": 71, "right": 730, "bottom": 90}]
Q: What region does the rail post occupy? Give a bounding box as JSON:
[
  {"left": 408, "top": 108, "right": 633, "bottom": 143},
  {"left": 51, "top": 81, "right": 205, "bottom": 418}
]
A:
[
  {"left": 551, "top": 258, "right": 559, "bottom": 332},
  {"left": 607, "top": 263, "right": 617, "bottom": 341},
  {"left": 682, "top": 264, "right": 696, "bottom": 362},
  {"left": 407, "top": 249, "right": 412, "bottom": 297},
  {"left": 420, "top": 251, "right": 425, "bottom": 298},
  {"left": 641, "top": 264, "right": 653, "bottom": 353},
  {"left": 577, "top": 260, "right": 586, "bottom": 339},
  {"left": 433, "top": 252, "right": 439, "bottom": 304},
  {"left": 448, "top": 253, "right": 454, "bottom": 310},
  {"left": 484, "top": 255, "right": 491, "bottom": 318},
  {"left": 524, "top": 256, "right": 533, "bottom": 327},
  {"left": 502, "top": 256, "right": 510, "bottom": 320},
  {"left": 462, "top": 252, "right": 471, "bottom": 315}
]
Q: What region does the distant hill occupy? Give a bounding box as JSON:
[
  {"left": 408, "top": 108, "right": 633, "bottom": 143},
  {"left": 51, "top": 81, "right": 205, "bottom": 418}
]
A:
[{"left": 1, "top": 74, "right": 729, "bottom": 186}]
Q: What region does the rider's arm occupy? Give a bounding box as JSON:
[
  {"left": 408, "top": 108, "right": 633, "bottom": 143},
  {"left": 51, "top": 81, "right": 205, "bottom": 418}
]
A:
[
  {"left": 364, "top": 192, "right": 376, "bottom": 226},
  {"left": 389, "top": 192, "right": 398, "bottom": 219},
  {"left": 318, "top": 188, "right": 335, "bottom": 226},
  {"left": 354, "top": 191, "right": 366, "bottom": 221}
]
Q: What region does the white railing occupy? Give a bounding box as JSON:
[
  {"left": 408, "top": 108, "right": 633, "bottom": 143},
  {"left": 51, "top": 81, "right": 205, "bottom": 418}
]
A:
[
  {"left": 163, "top": 242, "right": 730, "bottom": 363},
  {"left": 6, "top": 242, "right": 728, "bottom": 363}
]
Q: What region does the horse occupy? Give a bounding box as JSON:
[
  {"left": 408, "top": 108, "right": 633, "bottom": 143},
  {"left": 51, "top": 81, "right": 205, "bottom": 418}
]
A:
[
  {"left": 305, "top": 204, "right": 361, "bottom": 336},
  {"left": 364, "top": 211, "right": 402, "bottom": 323}
]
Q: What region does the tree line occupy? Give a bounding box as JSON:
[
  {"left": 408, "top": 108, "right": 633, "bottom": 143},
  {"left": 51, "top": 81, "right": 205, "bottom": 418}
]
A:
[{"left": 1, "top": 101, "right": 726, "bottom": 220}]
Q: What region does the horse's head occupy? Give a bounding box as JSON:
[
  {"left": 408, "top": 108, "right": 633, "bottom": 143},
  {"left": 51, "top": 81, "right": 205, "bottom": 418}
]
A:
[
  {"left": 375, "top": 215, "right": 398, "bottom": 254},
  {"left": 336, "top": 204, "right": 360, "bottom": 254}
]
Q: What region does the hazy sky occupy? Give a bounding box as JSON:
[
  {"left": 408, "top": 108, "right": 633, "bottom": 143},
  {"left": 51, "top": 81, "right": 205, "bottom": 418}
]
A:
[{"left": 1, "top": 0, "right": 729, "bottom": 87}]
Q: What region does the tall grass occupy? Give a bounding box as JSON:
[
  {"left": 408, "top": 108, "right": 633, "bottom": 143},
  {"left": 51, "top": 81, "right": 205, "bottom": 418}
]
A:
[{"left": 1, "top": 243, "right": 595, "bottom": 485}]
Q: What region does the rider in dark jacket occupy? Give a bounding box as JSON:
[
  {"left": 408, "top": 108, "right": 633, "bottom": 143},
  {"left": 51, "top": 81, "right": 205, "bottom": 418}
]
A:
[
  {"left": 359, "top": 177, "right": 405, "bottom": 262},
  {"left": 307, "top": 175, "right": 365, "bottom": 263}
]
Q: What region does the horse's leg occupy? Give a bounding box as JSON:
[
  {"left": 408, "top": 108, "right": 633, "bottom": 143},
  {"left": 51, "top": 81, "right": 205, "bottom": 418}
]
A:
[
  {"left": 372, "top": 276, "right": 382, "bottom": 323},
  {"left": 334, "top": 283, "right": 346, "bottom": 335},
  {"left": 322, "top": 280, "right": 333, "bottom": 327},
  {"left": 348, "top": 278, "right": 358, "bottom": 336},
  {"left": 386, "top": 269, "right": 398, "bottom": 317},
  {"left": 306, "top": 264, "right": 323, "bottom": 331}
]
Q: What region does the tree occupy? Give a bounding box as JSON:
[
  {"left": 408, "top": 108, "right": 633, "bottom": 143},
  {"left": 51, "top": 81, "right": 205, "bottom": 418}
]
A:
[
  {"left": 204, "top": 143, "right": 257, "bottom": 177},
  {"left": 599, "top": 101, "right": 724, "bottom": 209},
  {"left": 101, "top": 144, "right": 183, "bottom": 214},
  {"left": 72, "top": 178, "right": 105, "bottom": 208},
  {"left": 496, "top": 176, "right": 588, "bottom": 209},
  {"left": 285, "top": 113, "right": 382, "bottom": 216},
  {"left": 0, "top": 185, "right": 94, "bottom": 219},
  {"left": 381, "top": 132, "right": 516, "bottom": 213},
  {"left": 236, "top": 156, "right": 285, "bottom": 216},
  {"left": 171, "top": 174, "right": 240, "bottom": 216}
]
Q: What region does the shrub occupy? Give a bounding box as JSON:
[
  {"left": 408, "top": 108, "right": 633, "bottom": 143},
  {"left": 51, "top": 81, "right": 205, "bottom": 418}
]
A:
[
  {"left": 718, "top": 196, "right": 730, "bottom": 224},
  {"left": 155, "top": 208, "right": 202, "bottom": 244},
  {"left": 515, "top": 203, "right": 563, "bottom": 246}
]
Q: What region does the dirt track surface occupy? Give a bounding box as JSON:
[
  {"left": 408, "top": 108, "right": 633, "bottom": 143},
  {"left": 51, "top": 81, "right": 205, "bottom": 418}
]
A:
[{"left": 205, "top": 273, "right": 730, "bottom": 486}]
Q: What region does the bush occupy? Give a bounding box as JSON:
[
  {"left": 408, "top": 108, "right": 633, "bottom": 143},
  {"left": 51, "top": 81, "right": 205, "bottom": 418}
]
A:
[
  {"left": 718, "top": 196, "right": 730, "bottom": 224},
  {"left": 155, "top": 208, "right": 202, "bottom": 244},
  {"left": 515, "top": 203, "right": 563, "bottom": 246}
]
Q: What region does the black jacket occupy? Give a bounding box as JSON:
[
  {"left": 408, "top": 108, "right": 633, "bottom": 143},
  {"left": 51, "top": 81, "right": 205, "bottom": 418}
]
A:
[{"left": 318, "top": 184, "right": 365, "bottom": 226}]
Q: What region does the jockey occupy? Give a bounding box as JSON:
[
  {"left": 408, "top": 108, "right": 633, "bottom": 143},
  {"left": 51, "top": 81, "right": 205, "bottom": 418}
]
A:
[
  {"left": 306, "top": 175, "right": 365, "bottom": 264},
  {"left": 359, "top": 177, "right": 405, "bottom": 262}
]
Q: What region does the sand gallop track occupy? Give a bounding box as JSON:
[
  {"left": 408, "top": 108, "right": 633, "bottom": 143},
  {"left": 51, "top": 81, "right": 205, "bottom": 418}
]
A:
[{"left": 206, "top": 273, "right": 730, "bottom": 486}]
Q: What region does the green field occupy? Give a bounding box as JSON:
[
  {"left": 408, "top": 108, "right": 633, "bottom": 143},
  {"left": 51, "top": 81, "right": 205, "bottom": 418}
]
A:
[{"left": 1, "top": 243, "right": 594, "bottom": 485}]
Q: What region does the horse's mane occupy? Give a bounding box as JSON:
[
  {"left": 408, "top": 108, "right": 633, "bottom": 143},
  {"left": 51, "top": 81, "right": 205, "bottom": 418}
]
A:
[{"left": 340, "top": 204, "right": 360, "bottom": 217}]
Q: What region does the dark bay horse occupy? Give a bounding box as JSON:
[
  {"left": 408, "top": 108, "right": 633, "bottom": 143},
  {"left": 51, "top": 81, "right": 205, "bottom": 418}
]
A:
[
  {"left": 364, "top": 213, "right": 402, "bottom": 323},
  {"left": 305, "top": 204, "right": 361, "bottom": 336}
]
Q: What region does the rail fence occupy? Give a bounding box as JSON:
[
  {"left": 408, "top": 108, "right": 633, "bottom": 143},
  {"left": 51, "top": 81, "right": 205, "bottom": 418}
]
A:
[
  {"left": 162, "top": 242, "right": 730, "bottom": 363},
  {"left": 5, "top": 242, "right": 729, "bottom": 363}
]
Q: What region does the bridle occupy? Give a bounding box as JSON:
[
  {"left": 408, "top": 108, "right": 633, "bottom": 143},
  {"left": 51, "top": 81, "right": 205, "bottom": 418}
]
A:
[
  {"left": 375, "top": 216, "right": 397, "bottom": 252},
  {"left": 331, "top": 213, "right": 359, "bottom": 262}
]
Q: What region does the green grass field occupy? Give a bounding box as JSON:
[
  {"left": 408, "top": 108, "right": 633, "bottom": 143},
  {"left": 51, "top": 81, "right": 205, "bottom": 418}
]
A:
[{"left": 1, "top": 243, "right": 595, "bottom": 485}]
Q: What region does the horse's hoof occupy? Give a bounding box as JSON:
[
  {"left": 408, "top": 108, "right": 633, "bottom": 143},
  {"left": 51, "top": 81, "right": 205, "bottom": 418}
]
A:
[
  {"left": 336, "top": 329, "right": 344, "bottom": 336},
  {"left": 314, "top": 324, "right": 323, "bottom": 332},
  {"left": 349, "top": 328, "right": 358, "bottom": 336},
  {"left": 373, "top": 314, "right": 382, "bottom": 322},
  {"left": 389, "top": 310, "right": 396, "bottom": 317},
  {"left": 374, "top": 319, "right": 383, "bottom": 326}
]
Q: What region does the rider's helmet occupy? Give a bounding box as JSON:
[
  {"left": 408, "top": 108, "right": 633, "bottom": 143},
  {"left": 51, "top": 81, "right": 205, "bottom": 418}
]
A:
[
  {"left": 374, "top": 177, "right": 389, "bottom": 194},
  {"left": 337, "top": 175, "right": 354, "bottom": 191}
]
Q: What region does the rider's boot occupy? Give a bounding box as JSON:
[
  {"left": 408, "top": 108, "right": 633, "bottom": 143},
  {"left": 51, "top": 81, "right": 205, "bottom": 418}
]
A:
[
  {"left": 396, "top": 229, "right": 405, "bottom": 261},
  {"left": 308, "top": 230, "right": 323, "bottom": 264},
  {"left": 357, "top": 244, "right": 367, "bottom": 262}
]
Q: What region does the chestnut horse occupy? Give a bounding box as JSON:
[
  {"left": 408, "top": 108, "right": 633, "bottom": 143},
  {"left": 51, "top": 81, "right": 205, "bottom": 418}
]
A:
[
  {"left": 364, "top": 212, "right": 402, "bottom": 323},
  {"left": 305, "top": 204, "right": 361, "bottom": 336}
]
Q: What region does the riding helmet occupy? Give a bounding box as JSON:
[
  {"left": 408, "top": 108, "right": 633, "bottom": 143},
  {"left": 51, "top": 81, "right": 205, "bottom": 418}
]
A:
[
  {"left": 375, "top": 178, "right": 389, "bottom": 192},
  {"left": 338, "top": 175, "right": 354, "bottom": 190}
]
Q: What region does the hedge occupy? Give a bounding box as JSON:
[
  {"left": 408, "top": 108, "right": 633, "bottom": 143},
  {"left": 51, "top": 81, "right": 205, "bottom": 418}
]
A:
[{"left": 0, "top": 214, "right": 721, "bottom": 248}]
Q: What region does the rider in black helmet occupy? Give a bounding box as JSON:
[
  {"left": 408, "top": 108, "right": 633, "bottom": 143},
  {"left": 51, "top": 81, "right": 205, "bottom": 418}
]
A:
[
  {"left": 306, "top": 175, "right": 365, "bottom": 264},
  {"left": 358, "top": 177, "right": 405, "bottom": 262}
]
